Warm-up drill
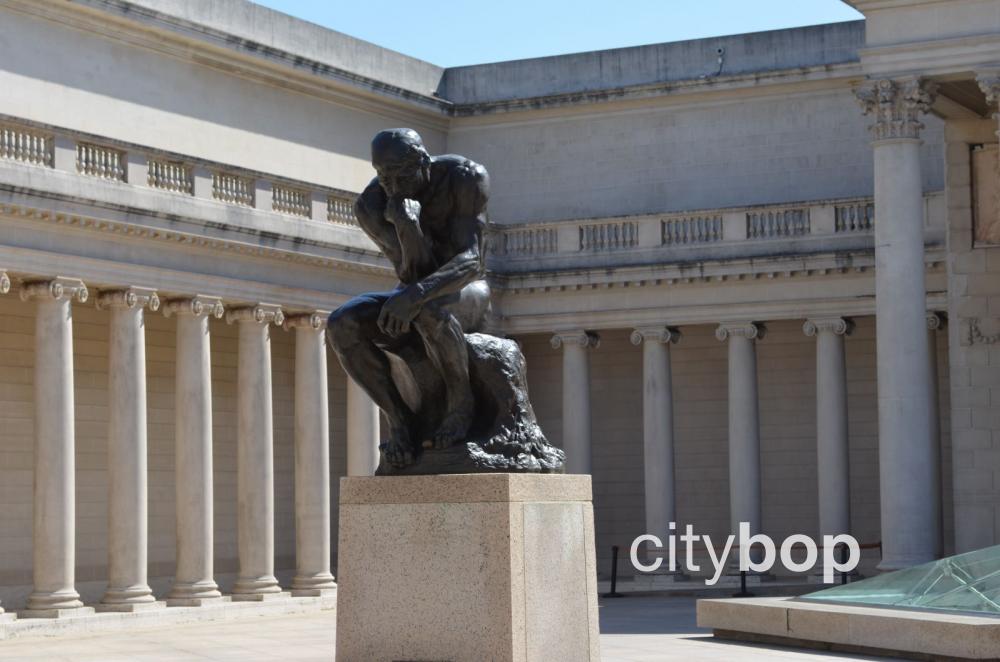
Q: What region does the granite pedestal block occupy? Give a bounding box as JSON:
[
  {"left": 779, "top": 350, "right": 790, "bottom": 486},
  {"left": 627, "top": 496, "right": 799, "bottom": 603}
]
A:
[{"left": 335, "top": 473, "right": 601, "bottom": 662}]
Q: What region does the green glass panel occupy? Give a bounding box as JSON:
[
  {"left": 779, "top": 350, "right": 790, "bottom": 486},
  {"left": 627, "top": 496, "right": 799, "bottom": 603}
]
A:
[{"left": 801, "top": 545, "right": 1000, "bottom": 616}]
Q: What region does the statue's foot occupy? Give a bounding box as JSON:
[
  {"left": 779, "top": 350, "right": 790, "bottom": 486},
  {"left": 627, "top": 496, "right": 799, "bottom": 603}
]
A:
[
  {"left": 380, "top": 427, "right": 415, "bottom": 468},
  {"left": 425, "top": 401, "right": 474, "bottom": 450}
]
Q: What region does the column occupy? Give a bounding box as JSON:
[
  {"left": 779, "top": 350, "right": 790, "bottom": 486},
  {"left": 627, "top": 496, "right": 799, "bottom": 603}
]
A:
[
  {"left": 803, "top": 317, "right": 852, "bottom": 540},
  {"left": 927, "top": 312, "right": 946, "bottom": 557},
  {"left": 346, "top": 376, "right": 380, "bottom": 476},
  {"left": 630, "top": 326, "right": 680, "bottom": 540},
  {"left": 0, "top": 271, "right": 8, "bottom": 621},
  {"left": 856, "top": 77, "right": 939, "bottom": 569},
  {"left": 97, "top": 288, "right": 161, "bottom": 611},
  {"left": 550, "top": 331, "right": 600, "bottom": 475},
  {"left": 164, "top": 295, "right": 225, "bottom": 606},
  {"left": 285, "top": 312, "right": 337, "bottom": 596},
  {"left": 716, "top": 322, "right": 764, "bottom": 554},
  {"left": 227, "top": 304, "right": 285, "bottom": 600},
  {"left": 21, "top": 277, "right": 91, "bottom": 617}
]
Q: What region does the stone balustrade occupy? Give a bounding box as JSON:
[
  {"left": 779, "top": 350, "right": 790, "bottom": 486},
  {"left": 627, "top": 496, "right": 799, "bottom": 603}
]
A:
[{"left": 0, "top": 115, "right": 358, "bottom": 227}]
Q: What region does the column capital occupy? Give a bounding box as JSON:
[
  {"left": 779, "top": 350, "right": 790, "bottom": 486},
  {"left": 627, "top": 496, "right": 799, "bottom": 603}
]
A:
[
  {"left": 20, "top": 277, "right": 88, "bottom": 303},
  {"left": 226, "top": 303, "right": 284, "bottom": 326},
  {"left": 715, "top": 321, "right": 764, "bottom": 342},
  {"left": 96, "top": 287, "right": 160, "bottom": 312},
  {"left": 854, "top": 77, "right": 937, "bottom": 142},
  {"left": 0, "top": 271, "right": 9, "bottom": 295},
  {"left": 630, "top": 326, "right": 680, "bottom": 346},
  {"left": 283, "top": 311, "right": 330, "bottom": 332},
  {"left": 162, "top": 295, "right": 224, "bottom": 319},
  {"left": 976, "top": 71, "right": 1000, "bottom": 108},
  {"left": 550, "top": 330, "right": 600, "bottom": 350},
  {"left": 803, "top": 317, "right": 853, "bottom": 337},
  {"left": 927, "top": 311, "right": 947, "bottom": 332}
]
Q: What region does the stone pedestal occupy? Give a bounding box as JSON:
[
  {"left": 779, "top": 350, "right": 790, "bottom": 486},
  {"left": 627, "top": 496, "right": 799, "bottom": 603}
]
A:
[{"left": 336, "top": 473, "right": 600, "bottom": 662}]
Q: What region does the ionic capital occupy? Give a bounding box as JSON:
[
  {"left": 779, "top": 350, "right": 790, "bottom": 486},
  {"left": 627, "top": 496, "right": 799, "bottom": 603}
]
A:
[
  {"left": 715, "top": 321, "right": 765, "bottom": 342},
  {"left": 855, "top": 77, "right": 937, "bottom": 142},
  {"left": 96, "top": 287, "right": 160, "bottom": 312},
  {"left": 226, "top": 303, "right": 284, "bottom": 326},
  {"left": 630, "top": 326, "right": 680, "bottom": 346},
  {"left": 162, "top": 295, "right": 225, "bottom": 319},
  {"left": 283, "top": 311, "right": 330, "bottom": 332},
  {"left": 550, "top": 330, "right": 600, "bottom": 350},
  {"left": 803, "top": 317, "right": 853, "bottom": 337},
  {"left": 0, "top": 271, "right": 9, "bottom": 295},
  {"left": 927, "top": 311, "right": 947, "bottom": 332},
  {"left": 19, "top": 277, "right": 88, "bottom": 304}
]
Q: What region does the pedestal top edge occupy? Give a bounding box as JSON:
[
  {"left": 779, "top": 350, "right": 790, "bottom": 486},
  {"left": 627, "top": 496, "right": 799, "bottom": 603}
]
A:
[{"left": 339, "top": 473, "right": 592, "bottom": 505}]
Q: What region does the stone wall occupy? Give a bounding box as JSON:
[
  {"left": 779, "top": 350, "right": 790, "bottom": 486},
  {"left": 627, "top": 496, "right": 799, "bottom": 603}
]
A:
[
  {"left": 945, "top": 118, "right": 1000, "bottom": 553},
  {"left": 448, "top": 88, "right": 944, "bottom": 224}
]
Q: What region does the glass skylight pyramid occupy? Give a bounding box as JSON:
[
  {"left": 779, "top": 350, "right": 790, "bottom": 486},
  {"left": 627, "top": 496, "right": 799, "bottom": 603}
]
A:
[{"left": 801, "top": 544, "right": 1000, "bottom": 616}]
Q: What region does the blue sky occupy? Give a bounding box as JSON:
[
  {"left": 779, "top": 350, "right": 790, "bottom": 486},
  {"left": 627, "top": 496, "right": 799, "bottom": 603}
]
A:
[{"left": 254, "top": 1, "right": 863, "bottom": 67}]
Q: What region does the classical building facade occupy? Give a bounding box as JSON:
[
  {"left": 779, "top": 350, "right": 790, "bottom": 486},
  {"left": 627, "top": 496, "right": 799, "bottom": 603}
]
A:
[{"left": 0, "top": 0, "right": 998, "bottom": 615}]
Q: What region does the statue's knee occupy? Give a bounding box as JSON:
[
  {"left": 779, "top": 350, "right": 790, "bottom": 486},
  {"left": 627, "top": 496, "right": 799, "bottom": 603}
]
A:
[{"left": 327, "top": 305, "right": 363, "bottom": 351}]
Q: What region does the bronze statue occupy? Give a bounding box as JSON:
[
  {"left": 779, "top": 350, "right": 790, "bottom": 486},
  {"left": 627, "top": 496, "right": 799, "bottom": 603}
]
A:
[{"left": 327, "top": 129, "right": 564, "bottom": 475}]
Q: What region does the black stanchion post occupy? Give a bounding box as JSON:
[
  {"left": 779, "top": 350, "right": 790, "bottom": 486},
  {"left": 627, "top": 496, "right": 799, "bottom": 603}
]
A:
[
  {"left": 840, "top": 544, "right": 849, "bottom": 585},
  {"left": 603, "top": 545, "right": 624, "bottom": 598}
]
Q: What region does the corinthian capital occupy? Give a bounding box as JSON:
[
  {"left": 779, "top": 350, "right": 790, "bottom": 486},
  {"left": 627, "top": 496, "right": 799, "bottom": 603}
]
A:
[
  {"left": 630, "top": 326, "right": 680, "bottom": 346},
  {"left": 803, "top": 317, "right": 853, "bottom": 337},
  {"left": 162, "top": 295, "right": 224, "bottom": 319},
  {"left": 550, "top": 330, "right": 600, "bottom": 350},
  {"left": 20, "top": 277, "right": 88, "bottom": 303},
  {"left": 715, "top": 321, "right": 765, "bottom": 342},
  {"left": 226, "top": 303, "right": 284, "bottom": 326},
  {"left": 96, "top": 287, "right": 160, "bottom": 312},
  {"left": 283, "top": 311, "right": 330, "bottom": 332},
  {"left": 976, "top": 71, "right": 1000, "bottom": 108},
  {"left": 855, "top": 77, "right": 937, "bottom": 142},
  {"left": 0, "top": 271, "right": 9, "bottom": 295}
]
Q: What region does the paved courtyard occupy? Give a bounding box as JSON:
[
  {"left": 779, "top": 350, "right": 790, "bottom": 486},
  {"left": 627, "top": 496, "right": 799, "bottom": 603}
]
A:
[{"left": 0, "top": 595, "right": 897, "bottom": 661}]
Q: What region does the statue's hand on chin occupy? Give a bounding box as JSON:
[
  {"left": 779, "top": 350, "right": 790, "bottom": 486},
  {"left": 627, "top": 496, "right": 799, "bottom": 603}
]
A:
[{"left": 385, "top": 196, "right": 421, "bottom": 227}]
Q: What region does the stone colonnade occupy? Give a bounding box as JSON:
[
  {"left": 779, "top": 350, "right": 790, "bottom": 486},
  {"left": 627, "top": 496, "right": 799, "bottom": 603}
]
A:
[
  {"left": 552, "top": 310, "right": 945, "bottom": 561},
  {"left": 0, "top": 275, "right": 380, "bottom": 617}
]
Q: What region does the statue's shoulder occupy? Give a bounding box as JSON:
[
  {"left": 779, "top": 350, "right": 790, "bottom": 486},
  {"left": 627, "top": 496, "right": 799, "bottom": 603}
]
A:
[{"left": 431, "top": 155, "right": 489, "bottom": 202}]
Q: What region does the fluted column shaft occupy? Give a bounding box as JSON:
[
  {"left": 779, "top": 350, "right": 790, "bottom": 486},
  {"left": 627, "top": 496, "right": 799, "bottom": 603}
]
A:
[
  {"left": 23, "top": 278, "right": 88, "bottom": 615},
  {"left": 551, "top": 331, "right": 600, "bottom": 475},
  {"left": 346, "top": 377, "right": 380, "bottom": 476},
  {"left": 857, "top": 77, "right": 939, "bottom": 569},
  {"left": 166, "top": 296, "right": 224, "bottom": 605},
  {"left": 229, "top": 304, "right": 284, "bottom": 599},
  {"left": 99, "top": 288, "right": 160, "bottom": 610},
  {"left": 286, "top": 312, "right": 336, "bottom": 596},
  {"left": 805, "top": 318, "right": 852, "bottom": 540},
  {"left": 631, "top": 327, "right": 680, "bottom": 537},
  {"left": 717, "top": 322, "right": 764, "bottom": 547}
]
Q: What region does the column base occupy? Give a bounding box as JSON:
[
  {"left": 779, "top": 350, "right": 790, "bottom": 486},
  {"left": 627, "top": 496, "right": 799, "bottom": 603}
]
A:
[
  {"left": 19, "top": 606, "right": 96, "bottom": 619},
  {"left": 230, "top": 591, "right": 290, "bottom": 602},
  {"left": 0, "top": 613, "right": 15, "bottom": 622},
  {"left": 291, "top": 587, "right": 337, "bottom": 598},
  {"left": 231, "top": 575, "right": 282, "bottom": 600},
  {"left": 165, "top": 595, "right": 232, "bottom": 608},
  {"left": 95, "top": 601, "right": 166, "bottom": 613}
]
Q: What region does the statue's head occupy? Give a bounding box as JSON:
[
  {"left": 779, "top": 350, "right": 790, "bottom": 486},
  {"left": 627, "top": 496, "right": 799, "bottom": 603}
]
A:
[{"left": 371, "top": 128, "right": 431, "bottom": 198}]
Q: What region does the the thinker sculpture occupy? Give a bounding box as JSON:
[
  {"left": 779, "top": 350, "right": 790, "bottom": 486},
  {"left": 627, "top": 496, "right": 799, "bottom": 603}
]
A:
[{"left": 327, "top": 129, "right": 564, "bottom": 475}]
